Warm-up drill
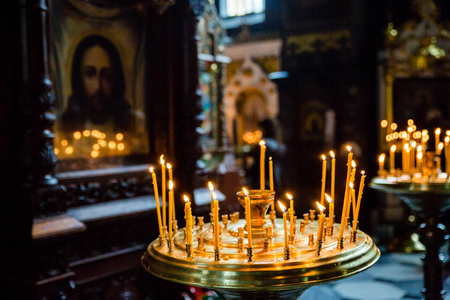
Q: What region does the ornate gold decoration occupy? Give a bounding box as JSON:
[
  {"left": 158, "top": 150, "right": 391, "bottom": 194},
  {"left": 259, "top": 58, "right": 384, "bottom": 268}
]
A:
[{"left": 286, "top": 30, "right": 350, "bottom": 55}]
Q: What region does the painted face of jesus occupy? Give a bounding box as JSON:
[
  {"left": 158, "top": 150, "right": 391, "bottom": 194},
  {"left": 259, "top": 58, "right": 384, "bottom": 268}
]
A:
[{"left": 81, "top": 45, "right": 114, "bottom": 113}]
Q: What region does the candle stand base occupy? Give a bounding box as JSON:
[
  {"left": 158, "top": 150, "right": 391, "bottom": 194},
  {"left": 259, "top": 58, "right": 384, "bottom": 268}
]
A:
[
  {"left": 350, "top": 231, "right": 357, "bottom": 242},
  {"left": 337, "top": 237, "right": 344, "bottom": 249},
  {"left": 371, "top": 178, "right": 450, "bottom": 300},
  {"left": 247, "top": 247, "right": 253, "bottom": 262},
  {"left": 316, "top": 240, "right": 323, "bottom": 256}
]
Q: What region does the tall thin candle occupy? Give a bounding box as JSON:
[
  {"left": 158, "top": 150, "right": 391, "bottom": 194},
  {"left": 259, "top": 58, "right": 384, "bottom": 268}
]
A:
[
  {"left": 352, "top": 171, "right": 366, "bottom": 232},
  {"left": 286, "top": 193, "right": 294, "bottom": 215},
  {"left": 325, "top": 193, "right": 334, "bottom": 225},
  {"left": 316, "top": 202, "right": 326, "bottom": 242},
  {"left": 269, "top": 157, "right": 274, "bottom": 211},
  {"left": 379, "top": 154, "right": 385, "bottom": 174},
  {"left": 445, "top": 136, "right": 450, "bottom": 173},
  {"left": 435, "top": 128, "right": 441, "bottom": 152},
  {"left": 213, "top": 193, "right": 220, "bottom": 250},
  {"left": 260, "top": 140, "right": 266, "bottom": 191},
  {"left": 243, "top": 188, "right": 252, "bottom": 247},
  {"left": 330, "top": 151, "right": 336, "bottom": 202},
  {"left": 390, "top": 145, "right": 396, "bottom": 173},
  {"left": 167, "top": 163, "right": 176, "bottom": 224},
  {"left": 208, "top": 182, "right": 214, "bottom": 215},
  {"left": 183, "top": 195, "right": 192, "bottom": 246},
  {"left": 279, "top": 201, "right": 289, "bottom": 248},
  {"left": 150, "top": 167, "right": 163, "bottom": 237},
  {"left": 339, "top": 147, "right": 353, "bottom": 239},
  {"left": 160, "top": 155, "right": 166, "bottom": 228},
  {"left": 320, "top": 155, "right": 327, "bottom": 206},
  {"left": 168, "top": 180, "right": 174, "bottom": 244}
]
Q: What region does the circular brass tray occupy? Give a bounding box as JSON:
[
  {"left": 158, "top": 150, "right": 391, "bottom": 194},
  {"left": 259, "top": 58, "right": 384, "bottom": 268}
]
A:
[{"left": 142, "top": 219, "right": 379, "bottom": 299}]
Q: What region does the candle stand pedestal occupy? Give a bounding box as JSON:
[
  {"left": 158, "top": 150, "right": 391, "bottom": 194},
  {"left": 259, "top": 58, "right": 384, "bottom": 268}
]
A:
[
  {"left": 370, "top": 178, "right": 450, "bottom": 300},
  {"left": 142, "top": 190, "right": 379, "bottom": 300}
]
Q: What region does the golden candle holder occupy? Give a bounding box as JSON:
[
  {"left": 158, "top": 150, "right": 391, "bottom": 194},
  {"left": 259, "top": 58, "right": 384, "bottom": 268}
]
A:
[{"left": 142, "top": 189, "right": 379, "bottom": 299}]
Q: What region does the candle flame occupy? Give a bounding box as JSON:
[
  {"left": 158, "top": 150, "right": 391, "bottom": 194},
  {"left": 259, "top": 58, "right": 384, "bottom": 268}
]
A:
[
  {"left": 381, "top": 120, "right": 388, "bottom": 128},
  {"left": 407, "top": 119, "right": 414, "bottom": 126},
  {"left": 316, "top": 201, "right": 325, "bottom": 212},
  {"left": 149, "top": 167, "right": 154, "bottom": 173},
  {"left": 435, "top": 128, "right": 441, "bottom": 135},
  {"left": 446, "top": 130, "right": 450, "bottom": 136},
  {"left": 212, "top": 192, "right": 218, "bottom": 200},
  {"left": 169, "top": 180, "right": 174, "bottom": 190},
  {"left": 208, "top": 181, "right": 214, "bottom": 191},
  {"left": 404, "top": 143, "right": 409, "bottom": 151},
  {"left": 390, "top": 123, "right": 397, "bottom": 130},
  {"left": 422, "top": 129, "right": 428, "bottom": 136},
  {"left": 361, "top": 170, "right": 365, "bottom": 175},
  {"left": 259, "top": 140, "right": 266, "bottom": 146},
  {"left": 183, "top": 195, "right": 190, "bottom": 203},
  {"left": 438, "top": 142, "right": 444, "bottom": 151},
  {"left": 269, "top": 156, "right": 272, "bottom": 161},
  {"left": 349, "top": 182, "right": 354, "bottom": 189},
  {"left": 325, "top": 193, "right": 333, "bottom": 203},
  {"left": 390, "top": 145, "right": 397, "bottom": 152},
  {"left": 417, "top": 145, "right": 423, "bottom": 152},
  {"left": 243, "top": 188, "right": 249, "bottom": 196},
  {"left": 166, "top": 163, "right": 172, "bottom": 170},
  {"left": 352, "top": 160, "right": 356, "bottom": 168},
  {"left": 417, "top": 152, "right": 423, "bottom": 159},
  {"left": 321, "top": 154, "right": 326, "bottom": 161},
  {"left": 407, "top": 126, "right": 413, "bottom": 133},
  {"left": 286, "top": 193, "right": 293, "bottom": 201},
  {"left": 445, "top": 136, "right": 450, "bottom": 143},
  {"left": 330, "top": 150, "right": 335, "bottom": 158},
  {"left": 379, "top": 154, "right": 385, "bottom": 163},
  {"left": 347, "top": 145, "right": 352, "bottom": 152},
  {"left": 160, "top": 154, "right": 165, "bottom": 165},
  {"left": 411, "top": 141, "right": 416, "bottom": 147},
  {"left": 278, "top": 201, "right": 287, "bottom": 212}
]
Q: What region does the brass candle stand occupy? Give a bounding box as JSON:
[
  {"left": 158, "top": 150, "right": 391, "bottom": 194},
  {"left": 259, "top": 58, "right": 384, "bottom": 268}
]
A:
[
  {"left": 370, "top": 177, "right": 450, "bottom": 300},
  {"left": 142, "top": 189, "right": 379, "bottom": 299}
]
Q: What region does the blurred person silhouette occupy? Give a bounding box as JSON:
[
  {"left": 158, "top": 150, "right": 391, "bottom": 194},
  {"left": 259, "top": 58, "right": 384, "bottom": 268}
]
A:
[{"left": 246, "top": 118, "right": 286, "bottom": 191}]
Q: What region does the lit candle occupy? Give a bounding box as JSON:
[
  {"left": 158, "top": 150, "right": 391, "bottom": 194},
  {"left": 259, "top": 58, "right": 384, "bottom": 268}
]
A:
[
  {"left": 184, "top": 195, "right": 192, "bottom": 246},
  {"left": 417, "top": 151, "right": 423, "bottom": 172},
  {"left": 168, "top": 180, "right": 174, "bottom": 243},
  {"left": 150, "top": 167, "right": 163, "bottom": 238},
  {"left": 208, "top": 182, "right": 214, "bottom": 214},
  {"left": 353, "top": 171, "right": 366, "bottom": 232},
  {"left": 213, "top": 193, "right": 220, "bottom": 250},
  {"left": 269, "top": 157, "right": 274, "bottom": 211},
  {"left": 243, "top": 188, "right": 252, "bottom": 247},
  {"left": 330, "top": 151, "right": 336, "bottom": 202},
  {"left": 410, "top": 142, "right": 416, "bottom": 170},
  {"left": 445, "top": 136, "right": 450, "bottom": 173},
  {"left": 320, "top": 155, "right": 327, "bottom": 206},
  {"left": 279, "top": 201, "right": 289, "bottom": 248},
  {"left": 345, "top": 162, "right": 356, "bottom": 226},
  {"left": 435, "top": 128, "right": 441, "bottom": 152},
  {"left": 404, "top": 143, "right": 410, "bottom": 172},
  {"left": 316, "top": 202, "right": 326, "bottom": 242},
  {"left": 167, "top": 163, "right": 176, "bottom": 224},
  {"left": 437, "top": 142, "right": 444, "bottom": 170},
  {"left": 269, "top": 157, "right": 274, "bottom": 190},
  {"left": 286, "top": 193, "right": 294, "bottom": 215},
  {"left": 160, "top": 155, "right": 166, "bottom": 228},
  {"left": 390, "top": 145, "right": 396, "bottom": 173},
  {"left": 379, "top": 153, "right": 385, "bottom": 174},
  {"left": 260, "top": 140, "right": 266, "bottom": 191},
  {"left": 339, "top": 146, "right": 353, "bottom": 239},
  {"left": 325, "top": 193, "right": 334, "bottom": 225}
]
